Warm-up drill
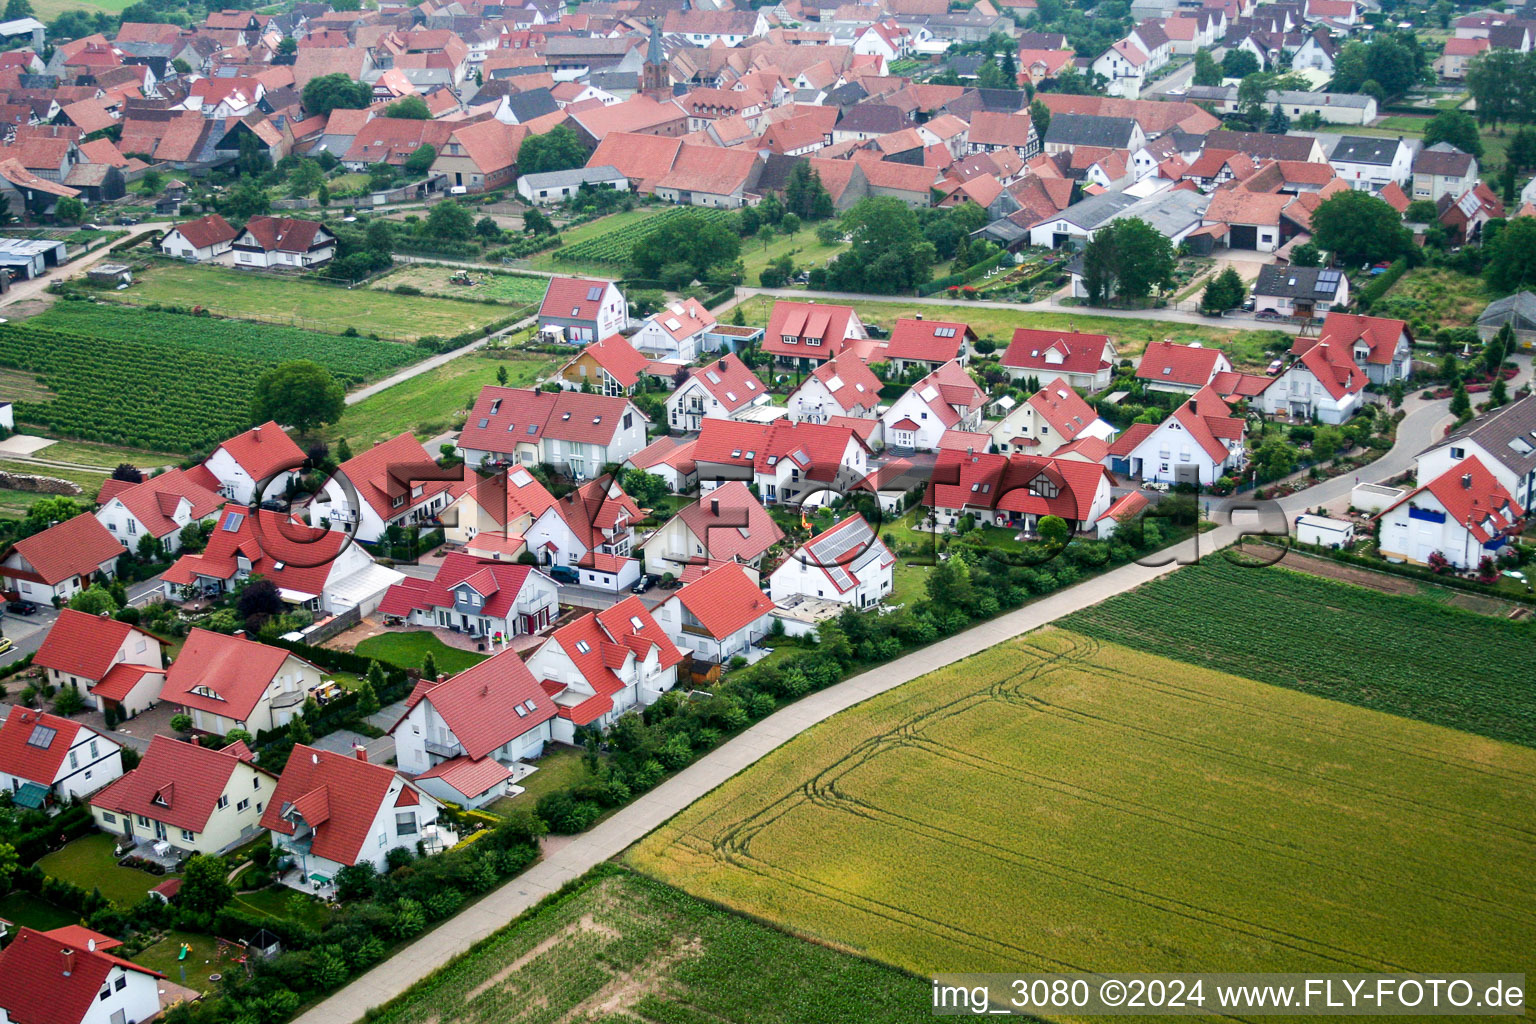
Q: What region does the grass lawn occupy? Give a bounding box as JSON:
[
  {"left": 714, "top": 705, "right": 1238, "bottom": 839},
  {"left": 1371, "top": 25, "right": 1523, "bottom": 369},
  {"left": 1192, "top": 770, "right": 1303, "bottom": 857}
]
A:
[
  {"left": 115, "top": 262, "right": 511, "bottom": 341},
  {"left": 32, "top": 0, "right": 135, "bottom": 19},
  {"left": 354, "top": 631, "right": 488, "bottom": 674},
  {"left": 133, "top": 931, "right": 226, "bottom": 990},
  {"left": 359, "top": 868, "right": 928, "bottom": 1024},
  {"left": 372, "top": 265, "right": 548, "bottom": 305},
  {"left": 486, "top": 746, "right": 591, "bottom": 813},
  {"left": 738, "top": 228, "right": 848, "bottom": 284},
  {"left": 632, "top": 626, "right": 1536, "bottom": 980},
  {"left": 529, "top": 207, "right": 671, "bottom": 272},
  {"left": 31, "top": 439, "right": 181, "bottom": 470},
  {"left": 0, "top": 891, "right": 78, "bottom": 931},
  {"left": 231, "top": 887, "right": 330, "bottom": 928},
  {"left": 729, "top": 295, "right": 1285, "bottom": 363},
  {"left": 1373, "top": 266, "right": 1492, "bottom": 334},
  {"left": 328, "top": 350, "right": 555, "bottom": 446},
  {"left": 36, "top": 834, "right": 171, "bottom": 908}
]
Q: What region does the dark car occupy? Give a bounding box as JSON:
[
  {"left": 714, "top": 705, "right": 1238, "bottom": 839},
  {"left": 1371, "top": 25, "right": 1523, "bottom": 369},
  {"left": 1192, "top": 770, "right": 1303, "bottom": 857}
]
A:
[
  {"left": 6, "top": 600, "right": 38, "bottom": 615},
  {"left": 548, "top": 565, "right": 580, "bottom": 584},
  {"left": 116, "top": 216, "right": 139, "bottom": 226},
  {"left": 259, "top": 498, "right": 289, "bottom": 512},
  {"left": 631, "top": 574, "right": 657, "bottom": 595},
  {"left": 1255, "top": 309, "right": 1285, "bottom": 321}
]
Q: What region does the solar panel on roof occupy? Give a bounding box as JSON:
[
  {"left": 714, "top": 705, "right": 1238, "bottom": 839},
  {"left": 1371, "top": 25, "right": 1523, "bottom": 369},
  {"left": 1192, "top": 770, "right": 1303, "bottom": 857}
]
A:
[{"left": 222, "top": 511, "right": 245, "bottom": 531}]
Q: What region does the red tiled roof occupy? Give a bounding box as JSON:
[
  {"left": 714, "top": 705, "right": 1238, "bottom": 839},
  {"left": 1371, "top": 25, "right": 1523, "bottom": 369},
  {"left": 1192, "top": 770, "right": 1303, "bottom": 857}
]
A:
[
  {"left": 1002, "top": 328, "right": 1112, "bottom": 374},
  {"left": 1311, "top": 311, "right": 1409, "bottom": 366},
  {"left": 162, "top": 629, "right": 318, "bottom": 724},
  {"left": 794, "top": 352, "right": 882, "bottom": 413},
  {"left": 1383, "top": 455, "right": 1523, "bottom": 544},
  {"left": 1136, "top": 340, "right": 1227, "bottom": 387},
  {"left": 1098, "top": 490, "right": 1149, "bottom": 524},
  {"left": 925, "top": 449, "right": 1112, "bottom": 523},
  {"left": 458, "top": 387, "right": 644, "bottom": 455},
  {"left": 668, "top": 480, "right": 785, "bottom": 563},
  {"left": 102, "top": 468, "right": 224, "bottom": 540},
  {"left": 544, "top": 474, "right": 641, "bottom": 553},
  {"left": 1210, "top": 369, "right": 1272, "bottom": 398},
  {"left": 681, "top": 353, "right": 767, "bottom": 413},
  {"left": 237, "top": 215, "right": 333, "bottom": 254},
  {"left": 414, "top": 754, "right": 511, "bottom": 799},
  {"left": 566, "top": 333, "right": 650, "bottom": 390},
  {"left": 261, "top": 744, "right": 421, "bottom": 867},
  {"left": 645, "top": 298, "right": 716, "bottom": 342},
  {"left": 0, "top": 709, "right": 96, "bottom": 787},
  {"left": 626, "top": 436, "right": 697, "bottom": 476},
  {"left": 91, "top": 735, "right": 267, "bottom": 833},
  {"left": 337, "top": 432, "right": 455, "bottom": 523},
  {"left": 587, "top": 131, "right": 681, "bottom": 193},
  {"left": 0, "top": 927, "right": 162, "bottom": 1024},
  {"left": 762, "top": 300, "right": 864, "bottom": 361},
  {"left": 539, "top": 276, "right": 614, "bottom": 323},
  {"left": 33, "top": 607, "right": 162, "bottom": 682},
  {"left": 1108, "top": 421, "right": 1157, "bottom": 457},
  {"left": 1, "top": 514, "right": 121, "bottom": 587},
  {"left": 161, "top": 505, "right": 346, "bottom": 598},
  {"left": 213, "top": 421, "right": 305, "bottom": 480},
  {"left": 883, "top": 317, "right": 974, "bottom": 364},
  {"left": 694, "top": 418, "right": 866, "bottom": 484},
  {"left": 1027, "top": 377, "right": 1099, "bottom": 440},
  {"left": 670, "top": 561, "right": 774, "bottom": 639},
  {"left": 378, "top": 552, "right": 540, "bottom": 620},
  {"left": 169, "top": 213, "right": 238, "bottom": 251},
  {"left": 394, "top": 649, "right": 556, "bottom": 759},
  {"left": 1169, "top": 385, "right": 1245, "bottom": 462},
  {"left": 90, "top": 663, "right": 164, "bottom": 704}
]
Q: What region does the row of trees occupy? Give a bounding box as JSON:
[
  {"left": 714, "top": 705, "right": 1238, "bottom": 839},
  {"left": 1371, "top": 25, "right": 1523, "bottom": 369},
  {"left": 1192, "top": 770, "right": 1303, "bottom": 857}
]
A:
[{"left": 1465, "top": 48, "right": 1536, "bottom": 128}]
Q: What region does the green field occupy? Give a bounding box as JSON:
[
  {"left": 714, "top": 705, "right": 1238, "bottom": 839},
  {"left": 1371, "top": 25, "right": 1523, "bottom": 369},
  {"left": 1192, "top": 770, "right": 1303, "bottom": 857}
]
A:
[
  {"left": 113, "top": 262, "right": 510, "bottom": 340},
  {"left": 36, "top": 834, "right": 172, "bottom": 908},
  {"left": 0, "top": 891, "right": 78, "bottom": 931},
  {"left": 354, "top": 631, "right": 487, "bottom": 674},
  {"left": 1062, "top": 558, "right": 1536, "bottom": 746},
  {"left": 133, "top": 931, "right": 225, "bottom": 990},
  {"left": 330, "top": 350, "right": 555, "bottom": 445},
  {"left": 360, "top": 868, "right": 930, "bottom": 1024},
  {"left": 373, "top": 265, "right": 548, "bottom": 305},
  {"left": 632, "top": 628, "right": 1536, "bottom": 983},
  {"left": 739, "top": 226, "right": 848, "bottom": 284},
  {"left": 528, "top": 207, "right": 676, "bottom": 272},
  {"left": 1373, "top": 267, "right": 1491, "bottom": 333},
  {"left": 32, "top": 0, "right": 135, "bottom": 19},
  {"left": 728, "top": 296, "right": 1288, "bottom": 365}
]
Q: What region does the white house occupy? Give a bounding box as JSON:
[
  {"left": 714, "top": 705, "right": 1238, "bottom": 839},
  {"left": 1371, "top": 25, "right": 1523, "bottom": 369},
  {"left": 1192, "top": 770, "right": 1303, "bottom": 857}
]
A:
[
  {"left": 162, "top": 629, "right": 327, "bottom": 736},
  {"left": 923, "top": 448, "right": 1118, "bottom": 534},
  {"left": 1328, "top": 135, "right": 1415, "bottom": 193},
  {"left": 1412, "top": 143, "right": 1479, "bottom": 202},
  {"left": 990, "top": 377, "right": 1116, "bottom": 456},
  {"left": 90, "top": 734, "right": 273, "bottom": 858},
  {"left": 1377, "top": 456, "right": 1524, "bottom": 569},
  {"left": 664, "top": 353, "right": 773, "bottom": 432},
  {"left": 693, "top": 418, "right": 870, "bottom": 505},
  {"left": 1106, "top": 385, "right": 1246, "bottom": 484},
  {"left": 1001, "top": 327, "right": 1118, "bottom": 392},
  {"left": 0, "top": 926, "right": 164, "bottom": 1024},
  {"left": 525, "top": 596, "right": 684, "bottom": 743},
  {"left": 638, "top": 481, "right": 784, "bottom": 578},
  {"left": 0, "top": 708, "right": 122, "bottom": 808},
  {"left": 1416, "top": 394, "right": 1536, "bottom": 509},
  {"left": 1306, "top": 311, "right": 1414, "bottom": 386},
  {"left": 391, "top": 649, "right": 558, "bottom": 806},
  {"left": 95, "top": 467, "right": 225, "bottom": 555},
  {"left": 0, "top": 513, "right": 122, "bottom": 606},
  {"left": 768, "top": 513, "right": 894, "bottom": 608},
  {"left": 456, "top": 387, "right": 649, "bottom": 478},
  {"left": 1255, "top": 338, "right": 1368, "bottom": 424},
  {"left": 33, "top": 608, "right": 166, "bottom": 718},
  {"left": 629, "top": 298, "right": 717, "bottom": 361},
  {"left": 378, "top": 552, "right": 560, "bottom": 638},
  {"left": 310, "top": 432, "right": 460, "bottom": 544},
  {"left": 879, "top": 360, "right": 986, "bottom": 454},
  {"left": 1091, "top": 39, "right": 1148, "bottom": 97},
  {"left": 159, "top": 212, "right": 237, "bottom": 260},
  {"left": 786, "top": 353, "right": 883, "bottom": 424},
  {"left": 231, "top": 215, "right": 337, "bottom": 268},
  {"left": 522, "top": 474, "right": 644, "bottom": 591},
  {"left": 652, "top": 561, "right": 775, "bottom": 666},
  {"left": 264, "top": 744, "right": 455, "bottom": 882},
  {"left": 537, "top": 275, "right": 628, "bottom": 345},
  {"left": 200, "top": 420, "right": 306, "bottom": 504}
]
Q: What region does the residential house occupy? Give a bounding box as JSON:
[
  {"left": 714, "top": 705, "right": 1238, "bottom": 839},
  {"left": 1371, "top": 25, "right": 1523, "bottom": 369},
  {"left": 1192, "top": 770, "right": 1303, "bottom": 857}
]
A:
[
  {"left": 313, "top": 432, "right": 461, "bottom": 544},
  {"left": 0, "top": 926, "right": 163, "bottom": 1024},
  {"left": 1042, "top": 112, "right": 1145, "bottom": 156},
  {"left": 990, "top": 376, "right": 1116, "bottom": 455},
  {"left": 0, "top": 513, "right": 123, "bottom": 606},
  {"left": 693, "top": 418, "right": 871, "bottom": 504},
  {"left": 1256, "top": 334, "right": 1368, "bottom": 424},
  {"left": 629, "top": 298, "right": 718, "bottom": 361},
  {"left": 1135, "top": 340, "right": 1232, "bottom": 395},
  {"left": 432, "top": 118, "right": 524, "bottom": 192},
  {"left": 1001, "top": 327, "right": 1117, "bottom": 392},
  {"left": 231, "top": 215, "right": 337, "bottom": 268},
  {"left": 1439, "top": 181, "right": 1505, "bottom": 244},
  {"left": 34, "top": 609, "right": 166, "bottom": 718},
  {"left": 390, "top": 649, "right": 558, "bottom": 801},
  {"left": 1328, "top": 134, "right": 1414, "bottom": 193},
  {"left": 89, "top": 735, "right": 272, "bottom": 858},
  {"left": 263, "top": 744, "right": 454, "bottom": 881},
  {"left": 456, "top": 387, "right": 649, "bottom": 478},
  {"left": 652, "top": 560, "right": 774, "bottom": 666},
  {"left": 537, "top": 276, "right": 628, "bottom": 344},
  {"left": 623, "top": 436, "right": 699, "bottom": 493},
  {"left": 760, "top": 300, "right": 869, "bottom": 368},
  {"left": 556, "top": 333, "right": 650, "bottom": 397},
  {"left": 1253, "top": 264, "right": 1350, "bottom": 318},
  {"left": 377, "top": 552, "right": 560, "bottom": 638},
  {"left": 1292, "top": 30, "right": 1338, "bottom": 71},
  {"left": 1092, "top": 39, "right": 1150, "bottom": 97},
  {"left": 1412, "top": 142, "right": 1479, "bottom": 201},
  {"left": 787, "top": 353, "right": 884, "bottom": 424},
  {"left": 163, "top": 628, "right": 326, "bottom": 735},
  {"left": 767, "top": 513, "right": 894, "bottom": 608},
  {"left": 200, "top": 420, "right": 305, "bottom": 504},
  {"left": 525, "top": 597, "right": 684, "bottom": 742},
  {"left": 881, "top": 317, "right": 976, "bottom": 374},
  {"left": 965, "top": 110, "right": 1040, "bottom": 160},
  {"left": 1107, "top": 385, "right": 1246, "bottom": 484},
  {"left": 441, "top": 465, "right": 560, "bottom": 551},
  {"left": 1303, "top": 311, "right": 1414, "bottom": 385},
  {"left": 638, "top": 481, "right": 784, "bottom": 578},
  {"left": 880, "top": 360, "right": 986, "bottom": 454},
  {"left": 923, "top": 448, "right": 1117, "bottom": 533},
  {"left": 523, "top": 475, "right": 644, "bottom": 591},
  {"left": 1201, "top": 188, "right": 1304, "bottom": 253},
  {"left": 160, "top": 212, "right": 237, "bottom": 260},
  {"left": 1415, "top": 394, "right": 1536, "bottom": 509},
  {"left": 161, "top": 505, "right": 402, "bottom": 616},
  {"left": 96, "top": 468, "right": 225, "bottom": 555},
  {"left": 517, "top": 165, "right": 630, "bottom": 205},
  {"left": 1438, "top": 36, "right": 1489, "bottom": 79},
  {"left": 0, "top": 708, "right": 122, "bottom": 808},
  {"left": 653, "top": 143, "right": 761, "bottom": 208},
  {"left": 664, "top": 354, "right": 772, "bottom": 432},
  {"left": 1376, "top": 457, "right": 1523, "bottom": 569}
]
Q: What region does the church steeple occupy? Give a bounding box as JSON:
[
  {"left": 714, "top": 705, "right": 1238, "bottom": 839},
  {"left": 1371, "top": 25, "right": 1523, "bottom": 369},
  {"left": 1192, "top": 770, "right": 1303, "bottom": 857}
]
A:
[{"left": 643, "top": 17, "right": 668, "bottom": 93}]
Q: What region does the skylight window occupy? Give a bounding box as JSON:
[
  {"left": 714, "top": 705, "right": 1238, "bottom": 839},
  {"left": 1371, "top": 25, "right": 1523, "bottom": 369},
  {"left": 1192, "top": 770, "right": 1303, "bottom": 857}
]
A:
[
  {"left": 25, "top": 725, "right": 56, "bottom": 748},
  {"left": 527, "top": 424, "right": 539, "bottom": 434},
  {"left": 587, "top": 286, "right": 604, "bottom": 301},
  {"left": 630, "top": 616, "right": 644, "bottom": 630},
  {"left": 489, "top": 399, "right": 502, "bottom": 415},
  {"left": 222, "top": 512, "right": 245, "bottom": 532},
  {"left": 515, "top": 704, "right": 528, "bottom": 717},
  {"left": 478, "top": 418, "right": 489, "bottom": 428},
  {"left": 576, "top": 640, "right": 591, "bottom": 653}
]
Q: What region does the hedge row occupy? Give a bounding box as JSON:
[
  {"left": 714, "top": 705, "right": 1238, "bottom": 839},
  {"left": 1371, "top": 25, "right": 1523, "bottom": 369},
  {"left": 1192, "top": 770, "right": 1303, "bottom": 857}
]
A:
[
  {"left": 1355, "top": 258, "right": 1409, "bottom": 311},
  {"left": 917, "top": 248, "right": 1013, "bottom": 295}
]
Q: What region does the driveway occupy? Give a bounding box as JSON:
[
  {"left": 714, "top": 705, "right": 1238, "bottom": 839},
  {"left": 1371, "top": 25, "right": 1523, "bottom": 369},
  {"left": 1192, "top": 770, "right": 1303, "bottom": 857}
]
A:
[
  {"left": 291, "top": 388, "right": 1458, "bottom": 1024},
  {"left": 0, "top": 605, "right": 56, "bottom": 668}
]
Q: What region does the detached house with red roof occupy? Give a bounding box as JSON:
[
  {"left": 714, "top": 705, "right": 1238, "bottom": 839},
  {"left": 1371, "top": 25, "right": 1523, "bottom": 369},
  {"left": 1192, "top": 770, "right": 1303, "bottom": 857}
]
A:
[
  {"left": 767, "top": 513, "right": 894, "bottom": 609},
  {"left": 1377, "top": 457, "right": 1524, "bottom": 570},
  {"left": 456, "top": 386, "right": 649, "bottom": 479},
  {"left": 311, "top": 432, "right": 459, "bottom": 544},
  {"left": 0, "top": 925, "right": 164, "bottom": 1024},
  {"left": 1136, "top": 340, "right": 1233, "bottom": 396},
  {"left": 653, "top": 561, "right": 775, "bottom": 666},
  {"left": 378, "top": 552, "right": 560, "bottom": 638},
  {"left": 1255, "top": 334, "right": 1368, "bottom": 424},
  {"left": 537, "top": 275, "right": 628, "bottom": 345},
  {"left": 163, "top": 628, "right": 327, "bottom": 735},
  {"left": 630, "top": 298, "right": 719, "bottom": 362},
  {"left": 263, "top": 744, "right": 454, "bottom": 884},
  {"left": 0, "top": 512, "right": 123, "bottom": 606},
  {"left": 787, "top": 352, "right": 883, "bottom": 425},
  {"left": 0, "top": 708, "right": 122, "bottom": 808},
  {"left": 924, "top": 448, "right": 1118, "bottom": 535},
  {"left": 639, "top": 480, "right": 785, "bottom": 578},
  {"left": 881, "top": 316, "right": 976, "bottom": 374},
  {"left": 232, "top": 214, "right": 336, "bottom": 268},
  {"left": 35, "top": 608, "right": 166, "bottom": 718},
  {"left": 990, "top": 377, "right": 1116, "bottom": 456},
  {"left": 391, "top": 648, "right": 559, "bottom": 806},
  {"left": 525, "top": 597, "right": 684, "bottom": 743},
  {"left": 90, "top": 734, "right": 272, "bottom": 859},
  {"left": 761, "top": 299, "right": 869, "bottom": 369},
  {"left": 556, "top": 333, "right": 650, "bottom": 397},
  {"left": 442, "top": 464, "right": 559, "bottom": 552},
  {"left": 200, "top": 420, "right": 305, "bottom": 504},
  {"left": 1108, "top": 385, "right": 1246, "bottom": 484},
  {"left": 522, "top": 475, "right": 644, "bottom": 591},
  {"left": 694, "top": 418, "right": 871, "bottom": 504},
  {"left": 160, "top": 211, "right": 238, "bottom": 260},
  {"left": 1002, "top": 327, "right": 1118, "bottom": 392},
  {"left": 1303, "top": 311, "right": 1413, "bottom": 386},
  {"left": 95, "top": 467, "right": 225, "bottom": 555},
  {"left": 880, "top": 360, "right": 986, "bottom": 454},
  {"left": 664, "top": 353, "right": 773, "bottom": 432}
]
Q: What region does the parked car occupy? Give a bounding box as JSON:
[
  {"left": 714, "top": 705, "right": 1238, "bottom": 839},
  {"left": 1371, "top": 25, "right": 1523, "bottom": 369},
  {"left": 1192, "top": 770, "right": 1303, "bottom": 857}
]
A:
[
  {"left": 548, "top": 565, "right": 580, "bottom": 584},
  {"left": 1242, "top": 297, "right": 1255, "bottom": 312},
  {"left": 1266, "top": 359, "right": 1285, "bottom": 376},
  {"left": 115, "top": 216, "right": 139, "bottom": 225},
  {"left": 0, "top": 637, "right": 12, "bottom": 656},
  {"left": 259, "top": 498, "right": 288, "bottom": 512},
  {"left": 1255, "top": 310, "right": 1285, "bottom": 321},
  {"left": 6, "top": 600, "right": 38, "bottom": 615},
  {"left": 631, "top": 574, "right": 657, "bottom": 595}
]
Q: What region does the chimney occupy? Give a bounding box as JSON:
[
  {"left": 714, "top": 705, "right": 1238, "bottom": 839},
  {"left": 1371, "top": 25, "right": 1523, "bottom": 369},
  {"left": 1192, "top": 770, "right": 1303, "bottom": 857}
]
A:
[
  {"left": 87, "top": 939, "right": 96, "bottom": 953},
  {"left": 1189, "top": 397, "right": 1197, "bottom": 414},
  {"left": 438, "top": 674, "right": 447, "bottom": 683},
  {"left": 711, "top": 498, "right": 720, "bottom": 516},
  {"left": 915, "top": 313, "right": 923, "bottom": 320},
  {"left": 1462, "top": 473, "right": 1473, "bottom": 489},
  {"left": 354, "top": 745, "right": 368, "bottom": 762},
  {"left": 61, "top": 949, "right": 74, "bottom": 976},
  {"left": 252, "top": 424, "right": 261, "bottom": 440}
]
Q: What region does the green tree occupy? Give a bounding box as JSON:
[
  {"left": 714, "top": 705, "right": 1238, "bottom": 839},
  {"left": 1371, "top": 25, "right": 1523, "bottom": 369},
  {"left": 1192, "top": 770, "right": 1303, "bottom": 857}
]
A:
[
  {"left": 1290, "top": 241, "right": 1321, "bottom": 267},
  {"left": 180, "top": 854, "right": 233, "bottom": 914},
  {"left": 170, "top": 713, "right": 192, "bottom": 733},
  {"left": 1465, "top": 48, "right": 1522, "bottom": 127},
  {"left": 1029, "top": 98, "right": 1051, "bottom": 142},
  {"left": 1404, "top": 199, "right": 1439, "bottom": 223},
  {"left": 1081, "top": 217, "right": 1176, "bottom": 305},
  {"left": 1199, "top": 266, "right": 1246, "bottom": 313},
  {"left": 68, "top": 583, "right": 120, "bottom": 615},
  {"left": 619, "top": 468, "right": 669, "bottom": 507},
  {"left": 425, "top": 199, "right": 474, "bottom": 240},
  {"left": 783, "top": 161, "right": 833, "bottom": 220},
  {"left": 629, "top": 209, "right": 741, "bottom": 280},
  {"left": 826, "top": 197, "right": 936, "bottom": 294},
  {"left": 289, "top": 714, "right": 312, "bottom": 744},
  {"left": 0, "top": 842, "right": 17, "bottom": 894},
  {"left": 1037, "top": 514, "right": 1070, "bottom": 547},
  {"left": 1491, "top": 374, "right": 1510, "bottom": 407},
  {"left": 278, "top": 36, "right": 297, "bottom": 55},
  {"left": 223, "top": 180, "right": 270, "bottom": 220},
  {"left": 288, "top": 159, "right": 323, "bottom": 198},
  {"left": 1222, "top": 48, "right": 1259, "bottom": 78},
  {"left": 54, "top": 196, "right": 84, "bottom": 225},
  {"left": 384, "top": 95, "right": 431, "bottom": 119},
  {"left": 366, "top": 218, "right": 394, "bottom": 253},
  {"left": 4, "top": 0, "right": 33, "bottom": 17},
  {"left": 1310, "top": 189, "right": 1410, "bottom": 267},
  {"left": 516, "top": 126, "right": 586, "bottom": 175},
  {"left": 1484, "top": 215, "right": 1536, "bottom": 292},
  {"left": 925, "top": 556, "right": 973, "bottom": 610},
  {"left": 403, "top": 143, "right": 437, "bottom": 177},
  {"left": 302, "top": 73, "right": 371, "bottom": 116},
  {"left": 780, "top": 211, "right": 800, "bottom": 238},
  {"left": 53, "top": 686, "right": 85, "bottom": 716},
  {"left": 251, "top": 360, "right": 345, "bottom": 435},
  {"left": 1192, "top": 47, "right": 1222, "bottom": 86},
  {"left": 1253, "top": 438, "right": 1297, "bottom": 481},
  {"left": 421, "top": 651, "right": 438, "bottom": 682},
  {"left": 1264, "top": 103, "right": 1290, "bottom": 134},
  {"left": 496, "top": 365, "right": 509, "bottom": 386},
  {"left": 140, "top": 168, "right": 162, "bottom": 193},
  {"left": 523, "top": 207, "right": 555, "bottom": 235},
  {"left": 317, "top": 182, "right": 330, "bottom": 208},
  {"left": 1509, "top": 128, "right": 1536, "bottom": 172},
  {"left": 1421, "top": 109, "right": 1484, "bottom": 159},
  {"left": 1450, "top": 381, "right": 1472, "bottom": 419},
  {"left": 1330, "top": 35, "right": 1425, "bottom": 102},
  {"left": 976, "top": 58, "right": 1009, "bottom": 90}
]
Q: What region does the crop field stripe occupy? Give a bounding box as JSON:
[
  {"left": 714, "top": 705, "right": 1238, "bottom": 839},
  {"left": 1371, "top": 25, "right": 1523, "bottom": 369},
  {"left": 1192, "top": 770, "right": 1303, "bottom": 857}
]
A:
[{"left": 555, "top": 206, "right": 737, "bottom": 266}]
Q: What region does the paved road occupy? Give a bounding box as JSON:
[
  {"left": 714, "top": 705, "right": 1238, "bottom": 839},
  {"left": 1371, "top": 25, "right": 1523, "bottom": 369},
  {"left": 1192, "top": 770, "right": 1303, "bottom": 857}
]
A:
[
  {"left": 343, "top": 315, "right": 537, "bottom": 407},
  {"left": 0, "top": 224, "right": 172, "bottom": 310},
  {"left": 292, "top": 385, "right": 1455, "bottom": 1024}
]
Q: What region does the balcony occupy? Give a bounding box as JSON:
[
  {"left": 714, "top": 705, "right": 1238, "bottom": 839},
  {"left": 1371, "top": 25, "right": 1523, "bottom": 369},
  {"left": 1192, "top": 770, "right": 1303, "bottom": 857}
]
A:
[{"left": 424, "top": 738, "right": 463, "bottom": 758}]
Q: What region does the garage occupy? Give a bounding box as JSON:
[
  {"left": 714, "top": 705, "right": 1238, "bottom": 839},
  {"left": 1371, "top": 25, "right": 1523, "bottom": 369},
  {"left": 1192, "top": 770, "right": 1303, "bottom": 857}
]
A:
[{"left": 1228, "top": 224, "right": 1258, "bottom": 249}]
